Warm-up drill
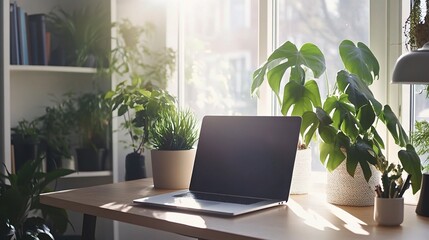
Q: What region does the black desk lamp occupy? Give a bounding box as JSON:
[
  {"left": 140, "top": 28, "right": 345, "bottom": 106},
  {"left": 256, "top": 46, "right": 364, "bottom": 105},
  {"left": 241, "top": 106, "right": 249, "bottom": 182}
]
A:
[{"left": 392, "top": 42, "right": 429, "bottom": 217}]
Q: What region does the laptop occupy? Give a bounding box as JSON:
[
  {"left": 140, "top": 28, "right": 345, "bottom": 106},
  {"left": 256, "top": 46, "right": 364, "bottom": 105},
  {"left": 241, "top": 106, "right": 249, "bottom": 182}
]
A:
[{"left": 133, "top": 115, "right": 301, "bottom": 216}]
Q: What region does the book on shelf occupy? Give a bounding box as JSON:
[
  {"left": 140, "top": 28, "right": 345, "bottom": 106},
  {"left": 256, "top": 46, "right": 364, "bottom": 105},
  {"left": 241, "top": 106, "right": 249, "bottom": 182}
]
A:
[
  {"left": 10, "top": 2, "right": 20, "bottom": 65},
  {"left": 17, "top": 6, "right": 29, "bottom": 65},
  {"left": 28, "top": 13, "right": 48, "bottom": 65}
]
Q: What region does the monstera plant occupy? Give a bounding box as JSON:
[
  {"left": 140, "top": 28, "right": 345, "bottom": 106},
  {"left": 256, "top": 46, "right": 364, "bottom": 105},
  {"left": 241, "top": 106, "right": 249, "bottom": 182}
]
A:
[{"left": 251, "top": 40, "right": 422, "bottom": 194}]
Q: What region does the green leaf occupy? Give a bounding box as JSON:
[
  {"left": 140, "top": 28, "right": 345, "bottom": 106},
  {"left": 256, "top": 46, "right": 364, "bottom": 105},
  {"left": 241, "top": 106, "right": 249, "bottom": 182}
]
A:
[
  {"left": 323, "top": 94, "right": 359, "bottom": 140},
  {"left": 398, "top": 144, "right": 423, "bottom": 194},
  {"left": 380, "top": 105, "right": 409, "bottom": 147},
  {"left": 251, "top": 64, "right": 268, "bottom": 95},
  {"left": 301, "top": 111, "right": 319, "bottom": 146},
  {"left": 117, "top": 105, "right": 128, "bottom": 116},
  {"left": 339, "top": 40, "right": 379, "bottom": 85},
  {"left": 315, "top": 107, "right": 333, "bottom": 126},
  {"left": 336, "top": 70, "right": 382, "bottom": 114},
  {"left": 357, "top": 104, "right": 376, "bottom": 132},
  {"left": 251, "top": 41, "right": 325, "bottom": 114},
  {"left": 281, "top": 80, "right": 321, "bottom": 116},
  {"left": 346, "top": 139, "right": 377, "bottom": 181},
  {"left": 320, "top": 132, "right": 349, "bottom": 171}
]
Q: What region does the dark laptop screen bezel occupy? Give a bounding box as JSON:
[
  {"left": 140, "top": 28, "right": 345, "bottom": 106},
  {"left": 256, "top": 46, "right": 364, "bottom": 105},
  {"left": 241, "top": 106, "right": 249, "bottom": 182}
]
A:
[{"left": 189, "top": 116, "right": 301, "bottom": 201}]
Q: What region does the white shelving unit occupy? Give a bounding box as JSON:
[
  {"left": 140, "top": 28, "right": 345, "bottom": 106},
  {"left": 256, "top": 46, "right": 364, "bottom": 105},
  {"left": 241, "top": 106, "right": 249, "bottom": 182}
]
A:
[{"left": 1, "top": 1, "right": 115, "bottom": 239}]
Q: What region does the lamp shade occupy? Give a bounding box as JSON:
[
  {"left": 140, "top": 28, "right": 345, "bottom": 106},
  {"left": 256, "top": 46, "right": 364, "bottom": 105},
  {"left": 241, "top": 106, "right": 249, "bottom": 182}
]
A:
[{"left": 392, "top": 43, "right": 429, "bottom": 84}]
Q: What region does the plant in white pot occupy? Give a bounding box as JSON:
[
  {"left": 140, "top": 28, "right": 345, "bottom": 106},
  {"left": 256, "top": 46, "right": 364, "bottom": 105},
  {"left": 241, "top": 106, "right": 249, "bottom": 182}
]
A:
[
  {"left": 150, "top": 108, "right": 198, "bottom": 189},
  {"left": 251, "top": 40, "right": 422, "bottom": 206},
  {"left": 373, "top": 148, "right": 420, "bottom": 226}
]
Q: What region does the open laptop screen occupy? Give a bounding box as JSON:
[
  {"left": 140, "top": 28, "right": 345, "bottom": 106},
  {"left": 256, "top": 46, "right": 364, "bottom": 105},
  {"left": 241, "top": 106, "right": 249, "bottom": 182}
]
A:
[{"left": 189, "top": 116, "right": 301, "bottom": 200}]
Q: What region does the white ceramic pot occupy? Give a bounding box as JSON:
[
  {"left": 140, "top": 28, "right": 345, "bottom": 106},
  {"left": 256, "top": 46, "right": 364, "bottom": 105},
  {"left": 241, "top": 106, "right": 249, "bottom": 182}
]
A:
[
  {"left": 374, "top": 197, "right": 404, "bottom": 226},
  {"left": 290, "top": 148, "right": 312, "bottom": 194},
  {"left": 326, "top": 161, "right": 380, "bottom": 206},
  {"left": 151, "top": 149, "right": 196, "bottom": 189}
]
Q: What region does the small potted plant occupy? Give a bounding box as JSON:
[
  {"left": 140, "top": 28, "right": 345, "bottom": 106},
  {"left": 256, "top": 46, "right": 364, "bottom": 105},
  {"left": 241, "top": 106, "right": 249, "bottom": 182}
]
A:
[
  {"left": 150, "top": 107, "right": 199, "bottom": 189},
  {"left": 11, "top": 119, "right": 42, "bottom": 172},
  {"left": 251, "top": 40, "right": 422, "bottom": 205},
  {"left": 0, "top": 156, "right": 74, "bottom": 239},
  {"left": 74, "top": 92, "right": 111, "bottom": 171},
  {"left": 105, "top": 79, "right": 175, "bottom": 180},
  {"left": 38, "top": 96, "right": 75, "bottom": 171},
  {"left": 373, "top": 146, "right": 420, "bottom": 226}
]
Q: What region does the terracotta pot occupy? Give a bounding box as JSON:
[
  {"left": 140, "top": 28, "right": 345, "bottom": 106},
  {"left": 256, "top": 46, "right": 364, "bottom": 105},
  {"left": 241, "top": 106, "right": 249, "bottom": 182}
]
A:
[
  {"left": 326, "top": 161, "right": 380, "bottom": 206},
  {"left": 151, "top": 149, "right": 196, "bottom": 189},
  {"left": 374, "top": 197, "right": 404, "bottom": 226}
]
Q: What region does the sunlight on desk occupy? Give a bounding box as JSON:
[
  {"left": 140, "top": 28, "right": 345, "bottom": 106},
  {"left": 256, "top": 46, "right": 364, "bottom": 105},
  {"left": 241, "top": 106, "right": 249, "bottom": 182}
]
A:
[
  {"left": 100, "top": 202, "right": 132, "bottom": 212},
  {"left": 327, "top": 204, "right": 369, "bottom": 235},
  {"left": 287, "top": 199, "right": 339, "bottom": 231},
  {"left": 154, "top": 211, "right": 207, "bottom": 228}
]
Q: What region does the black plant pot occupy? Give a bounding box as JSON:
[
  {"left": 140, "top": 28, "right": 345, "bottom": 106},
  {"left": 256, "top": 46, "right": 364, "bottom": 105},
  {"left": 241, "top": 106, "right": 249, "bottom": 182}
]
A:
[
  {"left": 13, "top": 142, "right": 39, "bottom": 172},
  {"left": 125, "top": 152, "right": 146, "bottom": 181},
  {"left": 416, "top": 173, "right": 429, "bottom": 217},
  {"left": 76, "top": 148, "right": 107, "bottom": 171},
  {"left": 11, "top": 134, "right": 40, "bottom": 172}
]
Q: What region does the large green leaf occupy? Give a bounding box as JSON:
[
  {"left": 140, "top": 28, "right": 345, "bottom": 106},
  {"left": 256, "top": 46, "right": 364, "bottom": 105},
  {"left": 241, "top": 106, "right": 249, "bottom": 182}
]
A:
[
  {"left": 336, "top": 70, "right": 382, "bottom": 114},
  {"left": 281, "top": 80, "right": 322, "bottom": 116},
  {"left": 339, "top": 40, "right": 379, "bottom": 85},
  {"left": 320, "top": 132, "right": 348, "bottom": 171},
  {"left": 251, "top": 41, "right": 325, "bottom": 110},
  {"left": 398, "top": 144, "right": 422, "bottom": 194},
  {"left": 380, "top": 105, "right": 409, "bottom": 147},
  {"left": 300, "top": 111, "right": 319, "bottom": 146},
  {"left": 357, "top": 104, "right": 376, "bottom": 132},
  {"left": 323, "top": 94, "right": 359, "bottom": 140},
  {"left": 346, "top": 138, "right": 377, "bottom": 181}
]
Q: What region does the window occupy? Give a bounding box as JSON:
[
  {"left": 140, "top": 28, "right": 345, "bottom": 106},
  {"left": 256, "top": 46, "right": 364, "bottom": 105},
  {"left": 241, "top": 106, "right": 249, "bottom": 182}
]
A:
[{"left": 180, "top": 0, "right": 259, "bottom": 120}]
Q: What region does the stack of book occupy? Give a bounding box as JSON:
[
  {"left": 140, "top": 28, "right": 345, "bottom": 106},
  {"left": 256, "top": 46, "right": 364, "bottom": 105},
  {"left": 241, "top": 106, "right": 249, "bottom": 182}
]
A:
[{"left": 10, "top": 2, "right": 50, "bottom": 66}]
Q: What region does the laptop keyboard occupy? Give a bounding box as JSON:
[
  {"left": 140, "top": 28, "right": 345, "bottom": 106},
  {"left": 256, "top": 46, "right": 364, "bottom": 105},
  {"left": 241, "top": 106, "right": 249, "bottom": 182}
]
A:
[{"left": 174, "top": 192, "right": 263, "bottom": 205}]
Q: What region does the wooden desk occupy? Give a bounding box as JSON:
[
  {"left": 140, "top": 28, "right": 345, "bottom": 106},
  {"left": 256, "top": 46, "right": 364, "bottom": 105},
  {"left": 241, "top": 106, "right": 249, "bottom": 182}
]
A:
[{"left": 40, "top": 179, "right": 429, "bottom": 240}]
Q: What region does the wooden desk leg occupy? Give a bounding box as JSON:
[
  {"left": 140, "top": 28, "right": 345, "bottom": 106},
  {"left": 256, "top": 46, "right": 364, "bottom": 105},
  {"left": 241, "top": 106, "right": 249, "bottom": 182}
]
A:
[{"left": 81, "top": 214, "right": 97, "bottom": 240}]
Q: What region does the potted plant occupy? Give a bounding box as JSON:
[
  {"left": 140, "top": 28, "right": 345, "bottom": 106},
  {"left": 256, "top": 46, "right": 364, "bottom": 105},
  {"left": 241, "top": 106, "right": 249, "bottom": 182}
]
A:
[
  {"left": 46, "top": 4, "right": 110, "bottom": 68},
  {"left": 11, "top": 119, "right": 43, "bottom": 172},
  {"left": 150, "top": 107, "right": 199, "bottom": 189},
  {"left": 106, "top": 19, "right": 176, "bottom": 180},
  {"left": 38, "top": 96, "right": 75, "bottom": 172},
  {"left": 105, "top": 79, "right": 175, "bottom": 180},
  {"left": 372, "top": 149, "right": 420, "bottom": 226},
  {"left": 74, "top": 92, "right": 111, "bottom": 171},
  {"left": 405, "top": 0, "right": 429, "bottom": 51},
  {"left": 0, "top": 156, "right": 74, "bottom": 239},
  {"left": 251, "top": 40, "right": 422, "bottom": 206}
]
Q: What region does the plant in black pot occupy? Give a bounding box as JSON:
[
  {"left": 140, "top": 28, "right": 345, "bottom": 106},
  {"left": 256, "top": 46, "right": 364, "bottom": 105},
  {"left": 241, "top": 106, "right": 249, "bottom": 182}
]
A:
[
  {"left": 74, "top": 92, "right": 111, "bottom": 171},
  {"left": 251, "top": 40, "right": 422, "bottom": 206},
  {"left": 11, "top": 119, "right": 43, "bottom": 172},
  {"left": 105, "top": 79, "right": 175, "bottom": 181},
  {"left": 38, "top": 96, "right": 75, "bottom": 172},
  {"left": 0, "top": 157, "right": 74, "bottom": 239}
]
